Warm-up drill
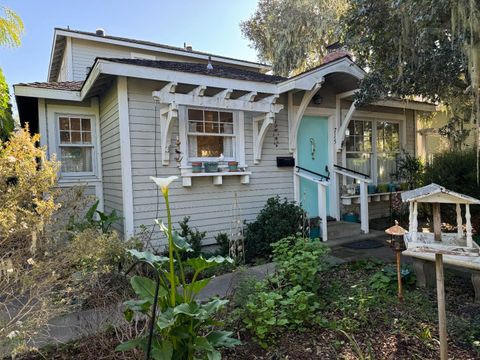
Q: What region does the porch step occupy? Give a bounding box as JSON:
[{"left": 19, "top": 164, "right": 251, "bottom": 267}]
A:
[{"left": 327, "top": 221, "right": 362, "bottom": 240}]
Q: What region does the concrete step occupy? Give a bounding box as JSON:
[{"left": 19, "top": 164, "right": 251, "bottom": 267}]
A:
[{"left": 327, "top": 221, "right": 362, "bottom": 239}]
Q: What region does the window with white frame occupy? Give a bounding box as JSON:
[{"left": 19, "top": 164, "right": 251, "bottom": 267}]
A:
[
  {"left": 345, "top": 119, "right": 401, "bottom": 183},
  {"left": 376, "top": 121, "right": 400, "bottom": 183},
  {"left": 345, "top": 119, "right": 373, "bottom": 177},
  {"left": 58, "top": 115, "right": 95, "bottom": 174},
  {"left": 187, "top": 109, "right": 236, "bottom": 161}
]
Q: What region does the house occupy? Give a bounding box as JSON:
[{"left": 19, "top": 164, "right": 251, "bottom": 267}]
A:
[{"left": 14, "top": 28, "right": 436, "bottom": 246}]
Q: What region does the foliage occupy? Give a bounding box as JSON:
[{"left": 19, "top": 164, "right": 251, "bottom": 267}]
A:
[
  {"left": 424, "top": 149, "right": 480, "bottom": 200},
  {"left": 117, "top": 177, "right": 239, "bottom": 359},
  {"left": 178, "top": 216, "right": 206, "bottom": 258},
  {"left": 393, "top": 150, "right": 424, "bottom": 190},
  {"left": 240, "top": 0, "right": 349, "bottom": 76},
  {"left": 244, "top": 196, "right": 305, "bottom": 263},
  {"left": 0, "top": 68, "right": 14, "bottom": 141},
  {"left": 0, "top": 125, "right": 59, "bottom": 250},
  {"left": 271, "top": 235, "right": 330, "bottom": 292},
  {"left": 369, "top": 264, "right": 416, "bottom": 292},
  {"left": 70, "top": 200, "right": 122, "bottom": 234},
  {"left": 214, "top": 232, "right": 230, "bottom": 257},
  {"left": 240, "top": 236, "right": 329, "bottom": 347},
  {"left": 0, "top": 5, "right": 23, "bottom": 47}
]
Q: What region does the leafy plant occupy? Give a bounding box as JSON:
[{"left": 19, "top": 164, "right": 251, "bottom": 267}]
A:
[
  {"left": 69, "top": 200, "right": 122, "bottom": 234},
  {"left": 178, "top": 216, "right": 206, "bottom": 258},
  {"left": 393, "top": 150, "right": 424, "bottom": 190},
  {"left": 117, "top": 176, "right": 240, "bottom": 359},
  {"left": 244, "top": 196, "right": 306, "bottom": 263},
  {"left": 369, "top": 264, "right": 416, "bottom": 292},
  {"left": 214, "top": 232, "right": 230, "bottom": 257}
]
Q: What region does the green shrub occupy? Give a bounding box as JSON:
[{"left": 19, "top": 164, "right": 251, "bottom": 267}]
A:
[
  {"left": 369, "top": 264, "right": 416, "bottom": 292},
  {"left": 214, "top": 232, "right": 230, "bottom": 257},
  {"left": 272, "top": 235, "right": 330, "bottom": 292},
  {"left": 69, "top": 200, "right": 122, "bottom": 234},
  {"left": 178, "top": 216, "right": 206, "bottom": 258},
  {"left": 241, "top": 235, "right": 329, "bottom": 346},
  {"left": 244, "top": 196, "right": 306, "bottom": 263}
]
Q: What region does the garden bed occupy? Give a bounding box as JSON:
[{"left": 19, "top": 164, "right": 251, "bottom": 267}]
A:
[{"left": 14, "top": 259, "right": 480, "bottom": 359}]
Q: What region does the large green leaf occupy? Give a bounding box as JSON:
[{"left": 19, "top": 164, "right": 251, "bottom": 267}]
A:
[
  {"left": 156, "top": 309, "right": 176, "bottom": 330},
  {"left": 185, "top": 278, "right": 211, "bottom": 296},
  {"left": 124, "top": 299, "right": 151, "bottom": 313},
  {"left": 186, "top": 256, "right": 233, "bottom": 273},
  {"left": 207, "top": 350, "right": 222, "bottom": 360},
  {"left": 130, "top": 276, "right": 162, "bottom": 302},
  {"left": 128, "top": 249, "right": 169, "bottom": 264},
  {"left": 115, "top": 336, "right": 148, "bottom": 352},
  {"left": 202, "top": 298, "right": 229, "bottom": 316},
  {"left": 207, "top": 331, "right": 242, "bottom": 348},
  {"left": 173, "top": 302, "right": 200, "bottom": 317},
  {"left": 151, "top": 339, "right": 173, "bottom": 360},
  {"left": 172, "top": 231, "right": 193, "bottom": 252}
]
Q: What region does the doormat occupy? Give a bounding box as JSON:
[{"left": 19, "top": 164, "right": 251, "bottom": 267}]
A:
[{"left": 342, "top": 239, "right": 384, "bottom": 249}]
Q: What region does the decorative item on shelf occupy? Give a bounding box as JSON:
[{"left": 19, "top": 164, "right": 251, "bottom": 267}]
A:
[
  {"left": 228, "top": 161, "right": 239, "bottom": 172},
  {"left": 343, "top": 211, "right": 359, "bottom": 223},
  {"left": 388, "top": 183, "right": 398, "bottom": 192},
  {"left": 345, "top": 183, "right": 356, "bottom": 196},
  {"left": 377, "top": 183, "right": 389, "bottom": 193},
  {"left": 308, "top": 216, "right": 321, "bottom": 239},
  {"left": 204, "top": 161, "right": 219, "bottom": 173},
  {"left": 385, "top": 220, "right": 407, "bottom": 303},
  {"left": 191, "top": 162, "right": 202, "bottom": 173},
  {"left": 368, "top": 184, "right": 377, "bottom": 194}
]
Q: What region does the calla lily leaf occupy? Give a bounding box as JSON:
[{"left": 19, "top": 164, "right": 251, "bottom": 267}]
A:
[
  {"left": 186, "top": 256, "right": 233, "bottom": 272},
  {"left": 172, "top": 231, "right": 193, "bottom": 252},
  {"left": 128, "top": 249, "right": 169, "bottom": 264}
]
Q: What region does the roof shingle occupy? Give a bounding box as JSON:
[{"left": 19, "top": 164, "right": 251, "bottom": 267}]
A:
[{"left": 15, "top": 81, "right": 84, "bottom": 91}]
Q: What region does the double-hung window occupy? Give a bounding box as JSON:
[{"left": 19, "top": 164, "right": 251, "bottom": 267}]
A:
[
  {"left": 345, "top": 120, "right": 373, "bottom": 177},
  {"left": 58, "top": 115, "right": 95, "bottom": 175},
  {"left": 187, "top": 109, "right": 236, "bottom": 161},
  {"left": 345, "top": 119, "right": 401, "bottom": 183},
  {"left": 376, "top": 121, "right": 400, "bottom": 183}
]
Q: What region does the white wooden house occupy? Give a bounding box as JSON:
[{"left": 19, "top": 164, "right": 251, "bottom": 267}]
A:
[{"left": 14, "top": 28, "right": 436, "bottom": 245}]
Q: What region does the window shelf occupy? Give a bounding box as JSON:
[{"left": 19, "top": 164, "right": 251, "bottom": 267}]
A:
[
  {"left": 181, "top": 171, "right": 251, "bottom": 187},
  {"left": 341, "top": 191, "right": 403, "bottom": 205}
]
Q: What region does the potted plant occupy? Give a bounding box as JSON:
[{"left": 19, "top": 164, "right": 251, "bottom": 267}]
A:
[
  {"left": 388, "top": 183, "right": 397, "bottom": 192},
  {"left": 400, "top": 182, "right": 409, "bottom": 191},
  {"left": 343, "top": 210, "right": 359, "bottom": 223},
  {"left": 309, "top": 216, "right": 321, "bottom": 239},
  {"left": 191, "top": 161, "right": 202, "bottom": 173},
  {"left": 377, "top": 183, "right": 389, "bottom": 193},
  {"left": 228, "top": 161, "right": 239, "bottom": 172},
  {"left": 368, "top": 184, "right": 377, "bottom": 194},
  {"left": 204, "top": 161, "right": 219, "bottom": 173}
]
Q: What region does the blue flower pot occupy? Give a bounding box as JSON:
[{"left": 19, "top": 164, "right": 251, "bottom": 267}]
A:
[
  {"left": 343, "top": 213, "right": 359, "bottom": 223},
  {"left": 310, "top": 227, "right": 320, "bottom": 240},
  {"left": 368, "top": 184, "right": 377, "bottom": 194}
]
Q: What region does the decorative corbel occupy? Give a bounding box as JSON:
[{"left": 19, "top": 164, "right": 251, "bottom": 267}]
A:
[
  {"left": 189, "top": 85, "right": 207, "bottom": 97},
  {"left": 253, "top": 112, "right": 275, "bottom": 164},
  {"left": 160, "top": 103, "right": 179, "bottom": 165}
]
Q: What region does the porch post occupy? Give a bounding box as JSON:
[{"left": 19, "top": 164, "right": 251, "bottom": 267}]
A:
[
  {"left": 456, "top": 203, "right": 463, "bottom": 238},
  {"left": 359, "top": 181, "right": 369, "bottom": 234},
  {"left": 466, "top": 204, "right": 473, "bottom": 247},
  {"left": 318, "top": 183, "right": 328, "bottom": 242},
  {"left": 412, "top": 201, "right": 418, "bottom": 242}
]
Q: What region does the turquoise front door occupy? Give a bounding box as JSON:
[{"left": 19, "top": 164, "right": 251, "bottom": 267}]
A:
[{"left": 297, "top": 116, "right": 330, "bottom": 218}]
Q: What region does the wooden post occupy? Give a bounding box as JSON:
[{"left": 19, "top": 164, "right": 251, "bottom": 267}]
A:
[
  {"left": 318, "top": 183, "right": 328, "bottom": 242},
  {"left": 456, "top": 203, "right": 463, "bottom": 238},
  {"left": 409, "top": 201, "right": 414, "bottom": 233},
  {"left": 396, "top": 247, "right": 403, "bottom": 302},
  {"left": 412, "top": 201, "right": 418, "bottom": 242},
  {"left": 432, "top": 203, "right": 442, "bottom": 241},
  {"left": 359, "top": 181, "right": 369, "bottom": 234},
  {"left": 466, "top": 204, "right": 473, "bottom": 247},
  {"left": 435, "top": 253, "right": 448, "bottom": 360}
]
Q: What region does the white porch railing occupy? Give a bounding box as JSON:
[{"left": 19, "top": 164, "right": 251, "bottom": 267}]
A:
[
  {"left": 333, "top": 165, "right": 372, "bottom": 234},
  {"left": 295, "top": 169, "right": 329, "bottom": 241}
]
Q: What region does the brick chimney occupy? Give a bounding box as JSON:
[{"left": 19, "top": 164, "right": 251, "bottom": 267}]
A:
[{"left": 322, "top": 42, "right": 352, "bottom": 64}]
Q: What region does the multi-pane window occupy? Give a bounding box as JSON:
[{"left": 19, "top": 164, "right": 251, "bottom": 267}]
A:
[
  {"left": 376, "top": 121, "right": 400, "bottom": 183},
  {"left": 187, "top": 109, "right": 235, "bottom": 160},
  {"left": 345, "top": 119, "right": 401, "bottom": 183},
  {"left": 58, "top": 116, "right": 94, "bottom": 174},
  {"left": 345, "top": 120, "right": 373, "bottom": 177}
]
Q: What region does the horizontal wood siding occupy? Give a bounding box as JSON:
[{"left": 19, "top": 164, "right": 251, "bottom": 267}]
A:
[
  {"left": 127, "top": 78, "right": 293, "bottom": 247},
  {"left": 99, "top": 81, "right": 124, "bottom": 234}
]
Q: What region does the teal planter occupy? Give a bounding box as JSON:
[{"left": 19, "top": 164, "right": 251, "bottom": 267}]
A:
[
  {"left": 388, "top": 183, "right": 397, "bottom": 192},
  {"left": 228, "top": 161, "right": 238, "bottom": 172},
  {"left": 204, "top": 162, "right": 219, "bottom": 173},
  {"left": 191, "top": 162, "right": 202, "bottom": 173},
  {"left": 368, "top": 184, "right": 377, "bottom": 194},
  {"left": 343, "top": 213, "right": 359, "bottom": 223},
  {"left": 310, "top": 227, "right": 320, "bottom": 240}
]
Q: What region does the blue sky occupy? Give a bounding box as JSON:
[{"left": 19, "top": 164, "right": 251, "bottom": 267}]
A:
[{"left": 0, "top": 0, "right": 260, "bottom": 87}]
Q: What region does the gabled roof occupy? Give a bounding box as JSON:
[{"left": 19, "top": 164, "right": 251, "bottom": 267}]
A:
[
  {"left": 401, "top": 183, "right": 480, "bottom": 204},
  {"left": 95, "top": 58, "right": 286, "bottom": 84},
  {"left": 15, "top": 81, "right": 84, "bottom": 91},
  {"left": 48, "top": 28, "right": 271, "bottom": 82}
]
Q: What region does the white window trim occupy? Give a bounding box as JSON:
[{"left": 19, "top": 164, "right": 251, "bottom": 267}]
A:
[
  {"left": 343, "top": 112, "right": 406, "bottom": 184},
  {"left": 56, "top": 114, "right": 96, "bottom": 177},
  {"left": 179, "top": 106, "right": 246, "bottom": 168}
]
